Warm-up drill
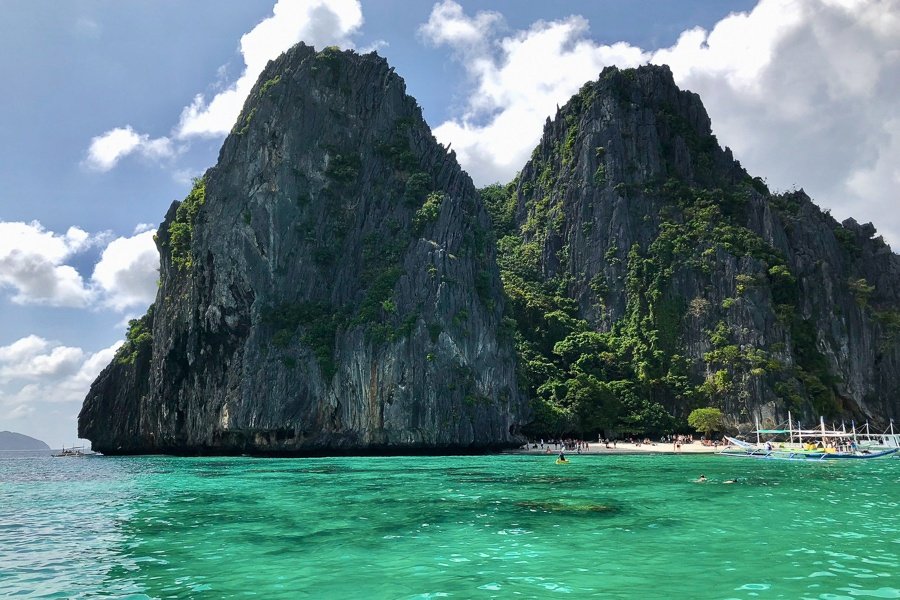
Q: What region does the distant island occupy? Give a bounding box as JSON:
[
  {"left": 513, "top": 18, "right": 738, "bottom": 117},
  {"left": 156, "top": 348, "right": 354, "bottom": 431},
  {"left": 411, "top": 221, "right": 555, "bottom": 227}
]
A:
[{"left": 0, "top": 431, "right": 50, "bottom": 451}]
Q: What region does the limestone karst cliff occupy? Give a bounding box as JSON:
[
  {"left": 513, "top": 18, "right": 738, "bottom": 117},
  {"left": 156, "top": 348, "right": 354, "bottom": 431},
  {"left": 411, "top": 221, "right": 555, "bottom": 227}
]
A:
[
  {"left": 484, "top": 65, "right": 900, "bottom": 435},
  {"left": 79, "top": 45, "right": 526, "bottom": 454},
  {"left": 80, "top": 47, "right": 900, "bottom": 453}
]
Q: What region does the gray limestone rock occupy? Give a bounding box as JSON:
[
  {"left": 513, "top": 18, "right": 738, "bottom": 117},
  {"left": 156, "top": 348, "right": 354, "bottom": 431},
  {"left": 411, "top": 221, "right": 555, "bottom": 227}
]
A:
[
  {"left": 508, "top": 64, "right": 900, "bottom": 431},
  {"left": 79, "top": 45, "right": 526, "bottom": 455}
]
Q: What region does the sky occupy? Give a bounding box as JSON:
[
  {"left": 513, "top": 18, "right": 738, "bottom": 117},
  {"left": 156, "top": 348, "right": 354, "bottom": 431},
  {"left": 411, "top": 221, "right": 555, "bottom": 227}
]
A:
[{"left": 1, "top": 0, "right": 897, "bottom": 448}]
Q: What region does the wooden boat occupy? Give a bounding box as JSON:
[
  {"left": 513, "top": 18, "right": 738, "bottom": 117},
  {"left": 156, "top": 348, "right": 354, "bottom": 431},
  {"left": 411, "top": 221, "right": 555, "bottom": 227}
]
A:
[
  {"left": 718, "top": 415, "right": 899, "bottom": 461},
  {"left": 854, "top": 420, "right": 900, "bottom": 451},
  {"left": 720, "top": 437, "right": 898, "bottom": 460},
  {"left": 52, "top": 445, "right": 86, "bottom": 457}
]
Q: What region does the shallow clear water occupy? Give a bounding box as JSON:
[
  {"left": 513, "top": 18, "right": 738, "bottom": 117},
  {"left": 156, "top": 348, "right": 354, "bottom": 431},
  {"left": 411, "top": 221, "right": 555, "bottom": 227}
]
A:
[{"left": 1, "top": 451, "right": 898, "bottom": 599}]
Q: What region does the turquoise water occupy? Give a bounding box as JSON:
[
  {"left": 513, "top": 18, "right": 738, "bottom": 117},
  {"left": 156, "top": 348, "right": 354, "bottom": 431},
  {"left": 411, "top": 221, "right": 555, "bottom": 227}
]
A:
[{"left": 1, "top": 452, "right": 898, "bottom": 599}]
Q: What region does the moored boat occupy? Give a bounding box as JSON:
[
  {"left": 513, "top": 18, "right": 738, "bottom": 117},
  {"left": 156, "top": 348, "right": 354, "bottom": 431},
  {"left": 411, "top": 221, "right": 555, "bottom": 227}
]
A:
[
  {"left": 52, "top": 445, "right": 86, "bottom": 457},
  {"left": 720, "top": 437, "right": 898, "bottom": 460},
  {"left": 718, "top": 415, "right": 899, "bottom": 461}
]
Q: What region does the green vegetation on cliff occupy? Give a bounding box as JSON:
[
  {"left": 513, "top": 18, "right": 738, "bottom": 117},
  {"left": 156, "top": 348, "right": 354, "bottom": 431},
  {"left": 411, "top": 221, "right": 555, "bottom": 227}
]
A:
[
  {"left": 481, "top": 166, "right": 846, "bottom": 438},
  {"left": 470, "top": 65, "right": 892, "bottom": 439},
  {"left": 165, "top": 177, "right": 206, "bottom": 271},
  {"left": 115, "top": 305, "right": 155, "bottom": 365}
]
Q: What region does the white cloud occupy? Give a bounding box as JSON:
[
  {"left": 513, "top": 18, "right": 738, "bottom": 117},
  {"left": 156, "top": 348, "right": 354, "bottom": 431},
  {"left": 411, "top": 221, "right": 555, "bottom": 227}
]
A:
[
  {"left": 0, "top": 335, "right": 50, "bottom": 363},
  {"left": 0, "top": 221, "right": 159, "bottom": 311},
  {"left": 0, "top": 335, "right": 84, "bottom": 381},
  {"left": 84, "top": 126, "right": 174, "bottom": 172},
  {"left": 175, "top": 0, "right": 364, "bottom": 138},
  {"left": 0, "top": 334, "right": 113, "bottom": 405},
  {"left": 358, "top": 39, "right": 389, "bottom": 55},
  {"left": 420, "top": 1, "right": 648, "bottom": 185},
  {"left": 85, "top": 0, "right": 365, "bottom": 171},
  {"left": 91, "top": 229, "right": 159, "bottom": 311},
  {"left": 419, "top": 0, "right": 501, "bottom": 50},
  {"left": 0, "top": 337, "right": 121, "bottom": 448},
  {"left": 0, "top": 222, "right": 94, "bottom": 307},
  {"left": 63, "top": 341, "right": 121, "bottom": 399},
  {"left": 424, "top": 0, "right": 900, "bottom": 246},
  {"left": 133, "top": 223, "right": 156, "bottom": 235},
  {"left": 651, "top": 0, "right": 900, "bottom": 246}
]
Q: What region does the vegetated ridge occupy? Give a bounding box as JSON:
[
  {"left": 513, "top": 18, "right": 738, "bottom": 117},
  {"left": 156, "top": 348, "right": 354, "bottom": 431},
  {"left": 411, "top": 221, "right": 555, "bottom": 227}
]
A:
[
  {"left": 79, "top": 45, "right": 900, "bottom": 453},
  {"left": 480, "top": 65, "right": 900, "bottom": 437}
]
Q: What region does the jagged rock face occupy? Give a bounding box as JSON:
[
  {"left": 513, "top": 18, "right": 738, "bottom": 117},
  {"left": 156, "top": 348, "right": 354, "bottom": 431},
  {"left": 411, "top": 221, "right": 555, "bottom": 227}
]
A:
[
  {"left": 506, "top": 64, "right": 900, "bottom": 431},
  {"left": 79, "top": 45, "right": 526, "bottom": 454}
]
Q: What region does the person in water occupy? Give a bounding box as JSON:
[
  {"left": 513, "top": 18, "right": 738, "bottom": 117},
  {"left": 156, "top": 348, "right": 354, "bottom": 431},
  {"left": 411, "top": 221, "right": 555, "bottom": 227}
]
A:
[
  {"left": 724, "top": 478, "right": 740, "bottom": 484},
  {"left": 695, "top": 474, "right": 707, "bottom": 482}
]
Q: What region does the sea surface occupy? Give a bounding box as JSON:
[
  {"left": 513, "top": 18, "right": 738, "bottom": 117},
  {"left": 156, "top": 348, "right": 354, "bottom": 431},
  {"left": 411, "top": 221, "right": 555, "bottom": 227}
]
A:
[{"left": 1, "top": 451, "right": 898, "bottom": 599}]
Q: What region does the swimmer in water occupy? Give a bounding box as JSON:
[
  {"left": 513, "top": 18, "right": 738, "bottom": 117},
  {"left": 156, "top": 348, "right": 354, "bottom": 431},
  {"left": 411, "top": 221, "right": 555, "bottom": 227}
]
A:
[{"left": 695, "top": 474, "right": 707, "bottom": 483}]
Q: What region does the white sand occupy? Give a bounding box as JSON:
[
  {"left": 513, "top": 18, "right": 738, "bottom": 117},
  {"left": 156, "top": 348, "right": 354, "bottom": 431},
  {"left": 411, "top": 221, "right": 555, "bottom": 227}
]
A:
[{"left": 507, "top": 441, "right": 729, "bottom": 455}]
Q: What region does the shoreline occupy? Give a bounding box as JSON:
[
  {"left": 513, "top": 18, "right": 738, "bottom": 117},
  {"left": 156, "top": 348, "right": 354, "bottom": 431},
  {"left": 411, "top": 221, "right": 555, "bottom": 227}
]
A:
[{"left": 504, "top": 441, "right": 727, "bottom": 456}]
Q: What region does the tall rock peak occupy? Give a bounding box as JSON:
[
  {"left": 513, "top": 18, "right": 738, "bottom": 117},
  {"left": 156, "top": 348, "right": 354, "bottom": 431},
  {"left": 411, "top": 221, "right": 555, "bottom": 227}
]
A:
[
  {"left": 80, "top": 44, "right": 526, "bottom": 455},
  {"left": 489, "top": 64, "right": 899, "bottom": 435}
]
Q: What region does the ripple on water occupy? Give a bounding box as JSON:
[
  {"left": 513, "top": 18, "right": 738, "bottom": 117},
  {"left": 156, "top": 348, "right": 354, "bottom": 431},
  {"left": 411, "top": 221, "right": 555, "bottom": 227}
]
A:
[
  {"left": 2, "top": 453, "right": 900, "bottom": 598},
  {"left": 833, "top": 586, "right": 900, "bottom": 598}
]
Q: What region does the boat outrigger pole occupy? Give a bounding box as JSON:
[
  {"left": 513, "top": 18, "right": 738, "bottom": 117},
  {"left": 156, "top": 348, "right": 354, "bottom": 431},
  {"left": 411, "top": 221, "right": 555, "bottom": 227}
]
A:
[
  {"left": 755, "top": 416, "right": 761, "bottom": 447},
  {"left": 788, "top": 411, "right": 793, "bottom": 445},
  {"left": 820, "top": 416, "right": 827, "bottom": 448}
]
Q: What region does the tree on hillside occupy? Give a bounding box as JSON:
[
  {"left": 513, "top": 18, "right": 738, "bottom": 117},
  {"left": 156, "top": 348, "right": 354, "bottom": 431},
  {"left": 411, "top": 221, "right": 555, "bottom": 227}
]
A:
[{"left": 687, "top": 407, "right": 724, "bottom": 437}]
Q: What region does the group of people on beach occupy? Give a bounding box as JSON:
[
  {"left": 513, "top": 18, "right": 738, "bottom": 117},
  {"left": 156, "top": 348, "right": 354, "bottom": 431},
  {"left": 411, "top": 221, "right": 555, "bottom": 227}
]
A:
[
  {"left": 525, "top": 433, "right": 716, "bottom": 452},
  {"left": 530, "top": 439, "right": 591, "bottom": 453}
]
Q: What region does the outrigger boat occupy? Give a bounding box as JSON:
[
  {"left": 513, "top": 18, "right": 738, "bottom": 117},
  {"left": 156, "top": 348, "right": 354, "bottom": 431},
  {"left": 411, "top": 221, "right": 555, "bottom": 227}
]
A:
[
  {"left": 719, "top": 414, "right": 899, "bottom": 461},
  {"left": 52, "top": 445, "right": 86, "bottom": 457},
  {"left": 855, "top": 420, "right": 900, "bottom": 451}
]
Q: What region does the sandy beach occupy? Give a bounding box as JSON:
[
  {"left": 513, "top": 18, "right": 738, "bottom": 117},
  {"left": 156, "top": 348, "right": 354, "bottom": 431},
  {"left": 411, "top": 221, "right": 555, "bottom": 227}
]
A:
[{"left": 506, "top": 440, "right": 727, "bottom": 455}]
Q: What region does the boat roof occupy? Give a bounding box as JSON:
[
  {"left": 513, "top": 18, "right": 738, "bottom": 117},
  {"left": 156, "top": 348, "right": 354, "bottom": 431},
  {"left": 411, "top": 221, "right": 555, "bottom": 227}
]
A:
[{"left": 754, "top": 429, "right": 854, "bottom": 437}]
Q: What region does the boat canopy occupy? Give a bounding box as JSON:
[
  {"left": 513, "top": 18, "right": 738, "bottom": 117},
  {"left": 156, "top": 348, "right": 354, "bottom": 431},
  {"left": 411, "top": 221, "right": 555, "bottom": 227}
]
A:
[{"left": 754, "top": 428, "right": 850, "bottom": 437}]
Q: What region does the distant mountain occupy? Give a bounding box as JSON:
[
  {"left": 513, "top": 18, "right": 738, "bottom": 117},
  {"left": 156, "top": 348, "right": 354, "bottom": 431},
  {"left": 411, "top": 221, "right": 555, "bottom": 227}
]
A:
[{"left": 0, "top": 431, "right": 50, "bottom": 450}]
